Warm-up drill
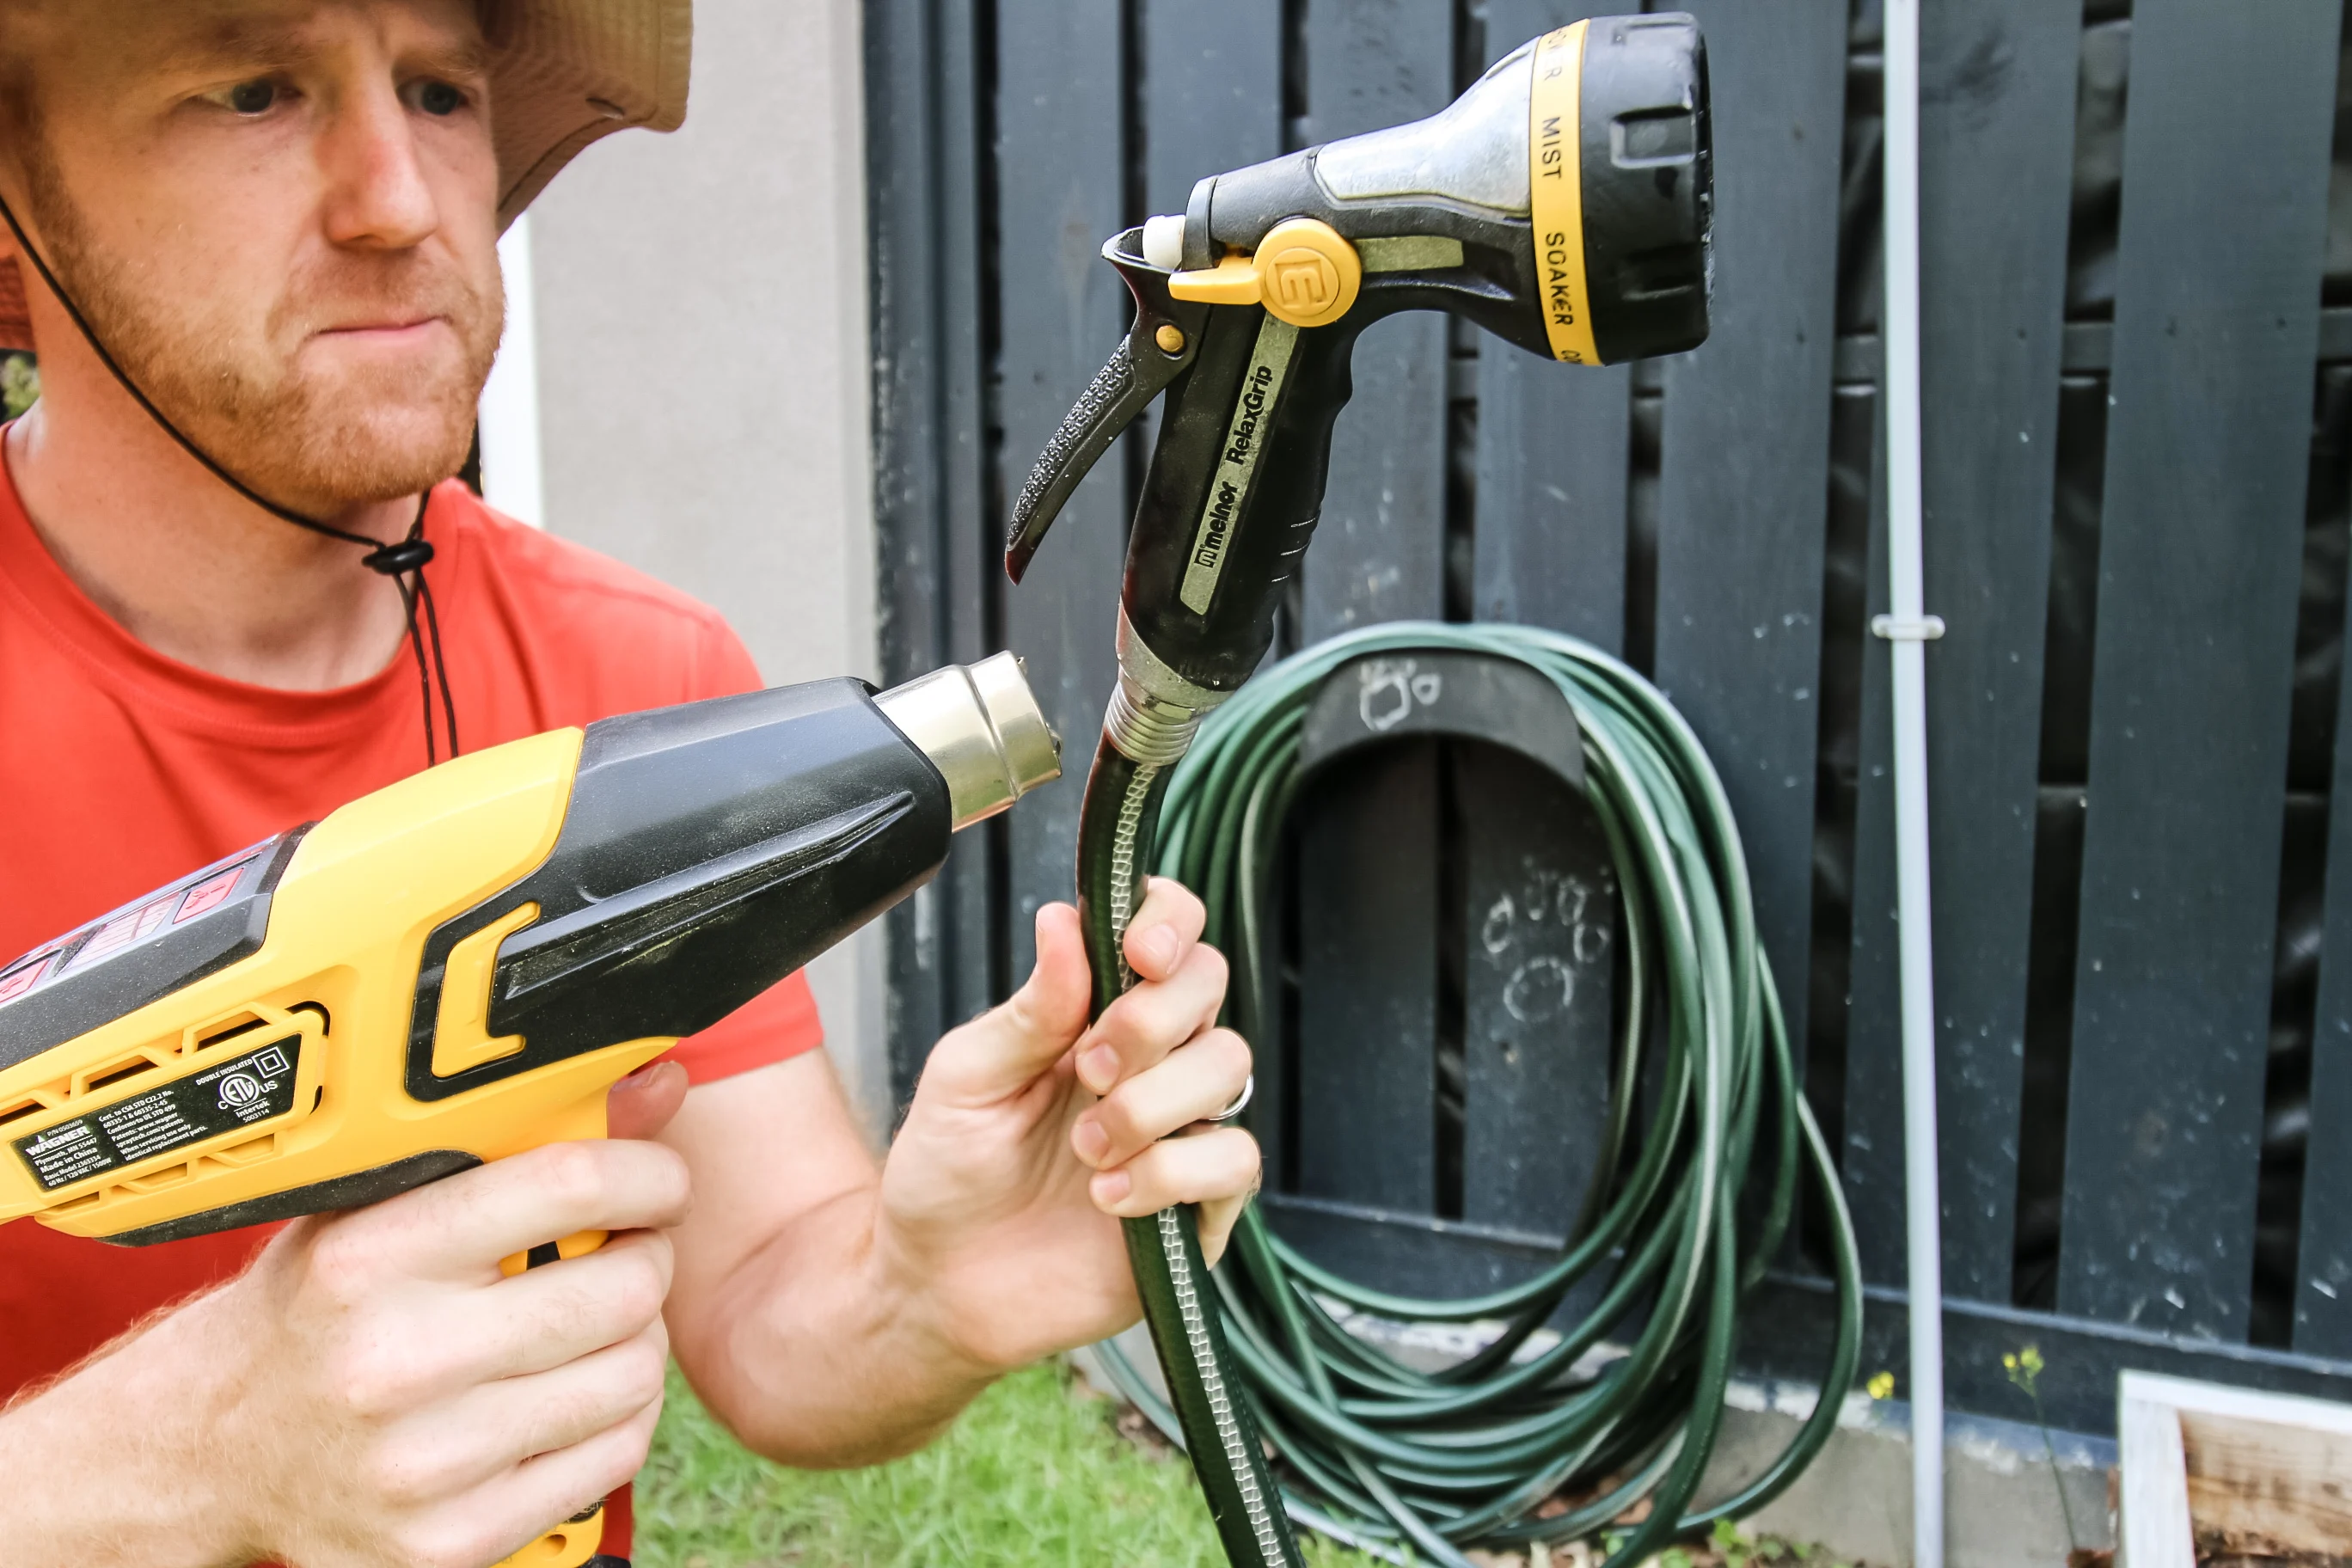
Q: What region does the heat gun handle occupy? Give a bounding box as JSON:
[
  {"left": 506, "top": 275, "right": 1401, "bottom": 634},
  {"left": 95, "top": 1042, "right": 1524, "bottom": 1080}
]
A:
[
  {"left": 486, "top": 1092, "right": 621, "bottom": 1568},
  {"left": 493, "top": 1092, "right": 614, "bottom": 1277}
]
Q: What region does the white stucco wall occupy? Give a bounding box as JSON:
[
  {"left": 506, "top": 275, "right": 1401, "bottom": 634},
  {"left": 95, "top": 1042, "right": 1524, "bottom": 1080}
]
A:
[{"left": 518, "top": 0, "right": 887, "bottom": 1130}]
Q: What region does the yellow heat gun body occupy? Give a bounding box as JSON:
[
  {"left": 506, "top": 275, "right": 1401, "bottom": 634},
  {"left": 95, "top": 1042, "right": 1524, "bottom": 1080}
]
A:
[{"left": 0, "top": 656, "right": 1059, "bottom": 1566}]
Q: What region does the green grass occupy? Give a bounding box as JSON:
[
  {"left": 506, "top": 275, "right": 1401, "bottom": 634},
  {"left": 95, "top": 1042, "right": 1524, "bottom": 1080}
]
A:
[
  {"left": 634, "top": 1360, "right": 1384, "bottom": 1568},
  {"left": 634, "top": 1364, "right": 1852, "bottom": 1568}
]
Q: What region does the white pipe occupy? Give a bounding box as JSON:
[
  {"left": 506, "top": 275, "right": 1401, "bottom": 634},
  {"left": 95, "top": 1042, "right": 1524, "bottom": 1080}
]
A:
[
  {"left": 1878, "top": 3, "right": 1945, "bottom": 1565},
  {"left": 479, "top": 215, "right": 546, "bottom": 529}
]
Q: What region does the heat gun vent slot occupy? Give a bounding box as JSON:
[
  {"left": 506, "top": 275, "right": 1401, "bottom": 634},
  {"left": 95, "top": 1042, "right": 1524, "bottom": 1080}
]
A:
[
  {"left": 125, "top": 1162, "right": 192, "bottom": 1192},
  {"left": 207, "top": 1135, "right": 276, "bottom": 1168},
  {"left": 81, "top": 1057, "right": 160, "bottom": 1095},
  {"left": 1615, "top": 247, "right": 1704, "bottom": 303},
  {"left": 0, "top": 1096, "right": 48, "bottom": 1128},
  {"left": 195, "top": 1014, "right": 271, "bottom": 1050}
]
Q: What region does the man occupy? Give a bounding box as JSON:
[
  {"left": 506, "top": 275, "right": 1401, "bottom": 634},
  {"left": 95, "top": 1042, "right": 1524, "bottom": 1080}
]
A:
[{"left": 0, "top": 4, "right": 1260, "bottom": 1566}]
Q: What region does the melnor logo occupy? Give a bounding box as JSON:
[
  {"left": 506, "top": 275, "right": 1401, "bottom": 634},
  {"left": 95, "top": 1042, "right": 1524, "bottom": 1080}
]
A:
[{"left": 1267, "top": 248, "right": 1337, "bottom": 314}]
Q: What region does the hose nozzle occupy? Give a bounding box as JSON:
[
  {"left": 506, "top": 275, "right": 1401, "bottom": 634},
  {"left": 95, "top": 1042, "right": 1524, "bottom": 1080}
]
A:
[{"left": 876, "top": 652, "right": 1063, "bottom": 829}]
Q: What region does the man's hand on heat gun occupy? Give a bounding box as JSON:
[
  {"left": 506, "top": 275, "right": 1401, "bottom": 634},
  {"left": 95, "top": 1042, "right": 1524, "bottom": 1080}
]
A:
[
  {"left": 214, "top": 1127, "right": 689, "bottom": 1568},
  {"left": 877, "top": 876, "right": 1259, "bottom": 1372},
  {"left": 0, "top": 1083, "right": 692, "bottom": 1568}
]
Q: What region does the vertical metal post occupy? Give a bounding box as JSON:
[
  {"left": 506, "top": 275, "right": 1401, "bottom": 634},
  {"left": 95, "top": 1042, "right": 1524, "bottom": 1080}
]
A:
[{"left": 1878, "top": 1, "right": 1945, "bottom": 1563}]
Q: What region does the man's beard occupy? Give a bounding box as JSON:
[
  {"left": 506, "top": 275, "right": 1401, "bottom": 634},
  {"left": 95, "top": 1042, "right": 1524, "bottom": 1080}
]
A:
[{"left": 21, "top": 147, "right": 503, "bottom": 518}]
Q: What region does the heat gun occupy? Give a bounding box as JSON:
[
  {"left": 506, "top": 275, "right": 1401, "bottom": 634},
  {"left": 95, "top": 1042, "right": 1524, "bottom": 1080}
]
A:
[
  {"left": 1007, "top": 18, "right": 1712, "bottom": 1568},
  {"left": 0, "top": 652, "right": 1059, "bottom": 1566}
]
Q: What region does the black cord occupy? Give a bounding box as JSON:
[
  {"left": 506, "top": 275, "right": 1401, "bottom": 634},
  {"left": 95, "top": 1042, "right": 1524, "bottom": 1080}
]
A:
[{"left": 0, "top": 188, "right": 460, "bottom": 763}]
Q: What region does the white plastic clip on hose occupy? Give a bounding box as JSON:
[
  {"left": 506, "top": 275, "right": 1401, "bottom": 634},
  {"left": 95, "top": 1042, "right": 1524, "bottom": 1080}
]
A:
[{"left": 1883, "top": 2, "right": 1948, "bottom": 1565}]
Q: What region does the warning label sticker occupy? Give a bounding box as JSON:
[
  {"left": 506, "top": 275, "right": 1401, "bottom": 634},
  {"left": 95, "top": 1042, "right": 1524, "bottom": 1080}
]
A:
[{"left": 12, "top": 1038, "right": 301, "bottom": 1193}]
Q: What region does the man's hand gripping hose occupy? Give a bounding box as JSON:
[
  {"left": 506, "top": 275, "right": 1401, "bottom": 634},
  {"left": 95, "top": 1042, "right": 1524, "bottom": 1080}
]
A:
[{"left": 1075, "top": 650, "right": 1305, "bottom": 1568}]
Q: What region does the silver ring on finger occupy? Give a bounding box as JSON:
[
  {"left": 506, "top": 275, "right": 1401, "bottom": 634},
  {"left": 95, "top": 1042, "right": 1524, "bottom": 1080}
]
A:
[{"left": 1208, "top": 1073, "right": 1253, "bottom": 1123}]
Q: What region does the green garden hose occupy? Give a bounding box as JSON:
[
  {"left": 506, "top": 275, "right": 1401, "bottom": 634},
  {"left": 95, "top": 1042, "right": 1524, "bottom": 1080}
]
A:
[{"left": 1082, "top": 621, "right": 1864, "bottom": 1568}]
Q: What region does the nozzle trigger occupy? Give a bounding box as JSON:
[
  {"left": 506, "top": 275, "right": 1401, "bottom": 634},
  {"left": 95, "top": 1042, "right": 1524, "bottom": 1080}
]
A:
[{"left": 1005, "top": 231, "right": 1204, "bottom": 584}]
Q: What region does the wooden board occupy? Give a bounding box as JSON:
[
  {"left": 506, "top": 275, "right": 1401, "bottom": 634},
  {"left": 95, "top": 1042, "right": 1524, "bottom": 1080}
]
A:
[
  {"left": 995, "top": 0, "right": 1130, "bottom": 981},
  {"left": 2057, "top": 0, "right": 2341, "bottom": 1338},
  {"left": 2118, "top": 1374, "right": 2195, "bottom": 1568},
  {"left": 1650, "top": 0, "right": 1847, "bottom": 1064},
  {"left": 1841, "top": 0, "right": 2080, "bottom": 1298},
  {"left": 2184, "top": 1406, "right": 2352, "bottom": 1555},
  {"left": 2120, "top": 1371, "right": 2352, "bottom": 1564}
]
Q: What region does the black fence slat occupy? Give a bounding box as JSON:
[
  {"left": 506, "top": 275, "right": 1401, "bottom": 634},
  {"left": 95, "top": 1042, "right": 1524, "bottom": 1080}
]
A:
[
  {"left": 1289, "top": 0, "right": 1456, "bottom": 1222},
  {"left": 995, "top": 1, "right": 1131, "bottom": 980},
  {"left": 2305, "top": 644, "right": 2352, "bottom": 1354},
  {"left": 1473, "top": 0, "right": 1638, "bottom": 652},
  {"left": 865, "top": 0, "right": 995, "bottom": 1097},
  {"left": 1841, "top": 0, "right": 2080, "bottom": 1298},
  {"left": 1650, "top": 0, "right": 1847, "bottom": 1064},
  {"left": 2057, "top": 0, "right": 2341, "bottom": 1338},
  {"left": 1295, "top": 745, "right": 1440, "bottom": 1212},
  {"left": 1135, "top": 2, "right": 1283, "bottom": 469},
  {"left": 1142, "top": 0, "right": 1281, "bottom": 215},
  {"left": 1299, "top": 0, "right": 1452, "bottom": 639}
]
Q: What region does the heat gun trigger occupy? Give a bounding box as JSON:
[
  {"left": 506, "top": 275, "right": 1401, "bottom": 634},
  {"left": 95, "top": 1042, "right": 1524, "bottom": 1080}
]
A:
[{"left": 1005, "top": 234, "right": 1208, "bottom": 584}]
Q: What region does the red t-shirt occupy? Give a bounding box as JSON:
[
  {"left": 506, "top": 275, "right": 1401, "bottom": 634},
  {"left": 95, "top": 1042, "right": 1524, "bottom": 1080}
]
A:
[{"left": 0, "top": 467, "right": 822, "bottom": 1559}]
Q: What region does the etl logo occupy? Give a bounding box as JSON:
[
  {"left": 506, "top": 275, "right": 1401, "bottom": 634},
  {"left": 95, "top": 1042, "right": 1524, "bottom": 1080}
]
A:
[{"left": 216, "top": 1044, "right": 291, "bottom": 1113}]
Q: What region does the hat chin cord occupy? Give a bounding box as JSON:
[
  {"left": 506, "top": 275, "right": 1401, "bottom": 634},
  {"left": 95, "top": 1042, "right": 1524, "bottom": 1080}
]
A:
[{"left": 0, "top": 188, "right": 461, "bottom": 765}]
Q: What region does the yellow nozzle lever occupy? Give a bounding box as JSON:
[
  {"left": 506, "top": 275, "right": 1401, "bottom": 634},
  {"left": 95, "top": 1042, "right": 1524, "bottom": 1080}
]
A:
[{"left": 1170, "top": 217, "right": 1361, "bottom": 329}]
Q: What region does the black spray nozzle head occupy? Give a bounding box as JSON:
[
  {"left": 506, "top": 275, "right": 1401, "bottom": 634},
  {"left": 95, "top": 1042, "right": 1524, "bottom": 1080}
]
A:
[
  {"left": 1168, "top": 14, "right": 1710, "bottom": 367},
  {"left": 1576, "top": 14, "right": 1712, "bottom": 364}
]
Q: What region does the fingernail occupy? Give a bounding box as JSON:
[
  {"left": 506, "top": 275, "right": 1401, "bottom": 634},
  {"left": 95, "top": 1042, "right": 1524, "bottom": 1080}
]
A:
[
  {"left": 1072, "top": 1118, "right": 1111, "bottom": 1166},
  {"left": 1079, "top": 1043, "right": 1121, "bottom": 1093},
  {"left": 1092, "top": 1169, "right": 1132, "bottom": 1207},
  {"left": 1138, "top": 927, "right": 1180, "bottom": 973}
]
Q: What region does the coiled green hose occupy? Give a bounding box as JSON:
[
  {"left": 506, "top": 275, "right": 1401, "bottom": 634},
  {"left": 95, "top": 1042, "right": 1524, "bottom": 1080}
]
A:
[{"left": 1088, "top": 622, "right": 1864, "bottom": 1568}]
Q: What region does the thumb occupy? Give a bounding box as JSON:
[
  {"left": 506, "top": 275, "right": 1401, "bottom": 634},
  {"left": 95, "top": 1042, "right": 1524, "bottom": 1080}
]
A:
[
  {"left": 609, "top": 1058, "right": 690, "bottom": 1141},
  {"left": 922, "top": 902, "right": 1094, "bottom": 1103}
]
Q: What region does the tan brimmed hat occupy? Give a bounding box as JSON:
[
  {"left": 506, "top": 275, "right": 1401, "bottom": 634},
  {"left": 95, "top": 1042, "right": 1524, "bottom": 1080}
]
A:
[{"left": 487, "top": 0, "right": 693, "bottom": 227}]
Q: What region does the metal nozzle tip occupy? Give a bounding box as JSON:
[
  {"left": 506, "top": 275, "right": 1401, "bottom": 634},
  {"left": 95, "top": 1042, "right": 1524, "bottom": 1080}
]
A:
[{"left": 874, "top": 652, "right": 1063, "bottom": 830}]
